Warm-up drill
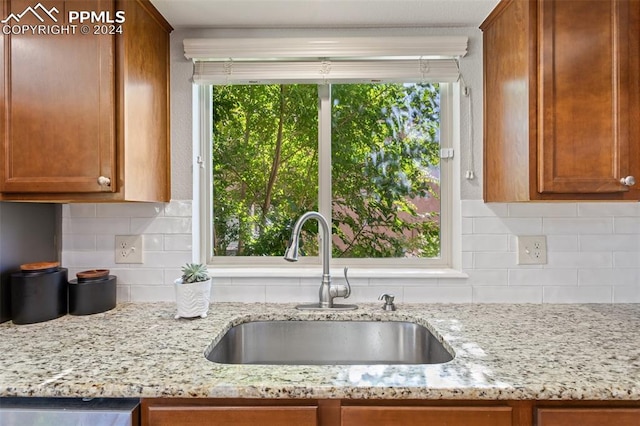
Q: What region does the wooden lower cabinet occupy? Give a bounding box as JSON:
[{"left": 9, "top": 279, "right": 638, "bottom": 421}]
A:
[
  {"left": 147, "top": 406, "right": 317, "bottom": 426},
  {"left": 141, "top": 399, "right": 520, "bottom": 426},
  {"left": 142, "top": 400, "right": 318, "bottom": 426},
  {"left": 141, "top": 399, "right": 640, "bottom": 426},
  {"left": 536, "top": 408, "right": 640, "bottom": 426},
  {"left": 341, "top": 406, "right": 513, "bottom": 426}
]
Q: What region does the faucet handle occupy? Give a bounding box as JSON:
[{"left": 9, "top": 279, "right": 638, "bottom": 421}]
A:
[
  {"left": 378, "top": 293, "right": 396, "bottom": 311},
  {"left": 342, "top": 267, "right": 352, "bottom": 298}
]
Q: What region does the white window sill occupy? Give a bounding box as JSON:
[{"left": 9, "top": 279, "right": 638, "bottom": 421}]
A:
[{"left": 208, "top": 267, "right": 468, "bottom": 279}]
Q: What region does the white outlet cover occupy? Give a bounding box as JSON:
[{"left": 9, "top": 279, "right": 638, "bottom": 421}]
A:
[
  {"left": 517, "top": 235, "right": 547, "bottom": 265},
  {"left": 115, "top": 235, "right": 144, "bottom": 264}
]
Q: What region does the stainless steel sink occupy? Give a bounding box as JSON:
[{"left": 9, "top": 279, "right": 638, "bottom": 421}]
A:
[{"left": 205, "top": 320, "right": 454, "bottom": 365}]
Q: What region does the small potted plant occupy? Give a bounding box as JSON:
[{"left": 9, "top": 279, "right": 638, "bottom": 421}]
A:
[{"left": 174, "top": 262, "right": 212, "bottom": 319}]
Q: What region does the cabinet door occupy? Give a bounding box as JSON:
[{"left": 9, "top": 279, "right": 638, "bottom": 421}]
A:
[
  {"left": 0, "top": 0, "right": 116, "bottom": 193},
  {"left": 341, "top": 406, "right": 512, "bottom": 426},
  {"left": 147, "top": 406, "right": 317, "bottom": 426},
  {"left": 538, "top": 0, "right": 633, "bottom": 194},
  {"left": 537, "top": 408, "right": 640, "bottom": 426}
]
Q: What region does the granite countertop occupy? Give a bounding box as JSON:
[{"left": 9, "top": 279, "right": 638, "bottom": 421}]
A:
[{"left": 1, "top": 303, "right": 639, "bottom": 400}]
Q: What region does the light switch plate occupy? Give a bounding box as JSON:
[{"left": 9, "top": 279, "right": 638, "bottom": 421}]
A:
[
  {"left": 517, "top": 235, "right": 547, "bottom": 265},
  {"left": 115, "top": 235, "right": 143, "bottom": 264}
]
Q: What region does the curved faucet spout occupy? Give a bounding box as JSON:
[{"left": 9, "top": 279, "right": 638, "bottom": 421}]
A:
[{"left": 284, "top": 211, "right": 331, "bottom": 277}]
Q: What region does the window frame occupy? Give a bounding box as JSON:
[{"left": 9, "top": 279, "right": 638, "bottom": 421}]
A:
[{"left": 195, "top": 81, "right": 460, "bottom": 271}]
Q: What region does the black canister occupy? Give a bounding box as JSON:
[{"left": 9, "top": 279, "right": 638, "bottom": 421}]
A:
[
  {"left": 0, "top": 278, "right": 10, "bottom": 323},
  {"left": 10, "top": 262, "right": 68, "bottom": 325},
  {"left": 69, "top": 269, "right": 116, "bottom": 315}
]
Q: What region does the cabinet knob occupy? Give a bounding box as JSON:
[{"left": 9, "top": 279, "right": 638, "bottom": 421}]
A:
[
  {"left": 97, "top": 176, "right": 111, "bottom": 187},
  {"left": 620, "top": 176, "right": 636, "bottom": 187}
]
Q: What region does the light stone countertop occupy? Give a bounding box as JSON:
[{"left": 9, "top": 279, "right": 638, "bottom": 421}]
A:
[{"left": 1, "top": 303, "right": 639, "bottom": 400}]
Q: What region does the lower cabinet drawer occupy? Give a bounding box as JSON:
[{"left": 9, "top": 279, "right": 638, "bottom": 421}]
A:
[
  {"left": 147, "top": 405, "right": 317, "bottom": 426},
  {"left": 341, "top": 406, "right": 513, "bottom": 426},
  {"left": 537, "top": 408, "right": 640, "bottom": 426}
]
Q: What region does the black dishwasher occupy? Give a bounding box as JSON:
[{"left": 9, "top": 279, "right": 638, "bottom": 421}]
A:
[{"left": 0, "top": 397, "right": 140, "bottom": 426}]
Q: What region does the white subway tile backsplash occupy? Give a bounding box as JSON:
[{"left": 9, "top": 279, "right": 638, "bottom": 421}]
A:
[
  {"left": 131, "top": 217, "right": 191, "bottom": 234},
  {"left": 461, "top": 217, "right": 473, "bottom": 234},
  {"left": 473, "top": 286, "right": 542, "bottom": 303},
  {"left": 546, "top": 252, "right": 612, "bottom": 269},
  {"left": 164, "top": 201, "right": 192, "bottom": 217},
  {"left": 144, "top": 235, "right": 164, "bottom": 251},
  {"left": 142, "top": 251, "right": 191, "bottom": 268},
  {"left": 473, "top": 217, "right": 542, "bottom": 235},
  {"left": 473, "top": 252, "right": 516, "bottom": 269},
  {"left": 542, "top": 285, "right": 612, "bottom": 303},
  {"left": 464, "top": 269, "right": 509, "bottom": 286},
  {"left": 111, "top": 268, "right": 165, "bottom": 285},
  {"left": 579, "top": 235, "right": 640, "bottom": 252},
  {"left": 508, "top": 203, "right": 577, "bottom": 218},
  {"left": 614, "top": 217, "right": 640, "bottom": 234},
  {"left": 62, "top": 250, "right": 116, "bottom": 268},
  {"left": 461, "top": 200, "right": 508, "bottom": 217},
  {"left": 578, "top": 202, "right": 639, "bottom": 217},
  {"left": 97, "top": 203, "right": 163, "bottom": 218},
  {"left": 578, "top": 268, "right": 639, "bottom": 286},
  {"left": 613, "top": 252, "right": 640, "bottom": 268},
  {"left": 543, "top": 218, "right": 613, "bottom": 235},
  {"left": 63, "top": 218, "right": 130, "bottom": 235},
  {"left": 462, "top": 235, "right": 509, "bottom": 252},
  {"left": 348, "top": 285, "right": 404, "bottom": 304},
  {"left": 212, "top": 285, "right": 266, "bottom": 302},
  {"left": 404, "top": 286, "right": 473, "bottom": 303},
  {"left": 613, "top": 286, "right": 640, "bottom": 303},
  {"left": 461, "top": 252, "right": 473, "bottom": 269},
  {"left": 163, "top": 235, "right": 192, "bottom": 251},
  {"left": 62, "top": 235, "right": 96, "bottom": 251},
  {"left": 130, "top": 285, "right": 175, "bottom": 302},
  {"left": 546, "top": 235, "right": 579, "bottom": 252},
  {"left": 60, "top": 199, "right": 640, "bottom": 303},
  {"left": 116, "top": 285, "right": 131, "bottom": 303},
  {"left": 232, "top": 277, "right": 300, "bottom": 287},
  {"left": 63, "top": 204, "right": 96, "bottom": 218},
  {"left": 266, "top": 285, "right": 317, "bottom": 303},
  {"left": 369, "top": 278, "right": 423, "bottom": 287},
  {"left": 508, "top": 269, "right": 577, "bottom": 286}
]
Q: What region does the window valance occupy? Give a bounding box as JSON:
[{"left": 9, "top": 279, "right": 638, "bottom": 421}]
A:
[{"left": 184, "top": 36, "right": 467, "bottom": 85}]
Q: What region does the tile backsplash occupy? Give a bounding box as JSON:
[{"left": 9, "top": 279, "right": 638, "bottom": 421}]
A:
[{"left": 61, "top": 200, "right": 639, "bottom": 304}]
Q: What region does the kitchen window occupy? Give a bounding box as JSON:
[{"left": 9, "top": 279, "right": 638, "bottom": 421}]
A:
[{"left": 188, "top": 36, "right": 465, "bottom": 271}]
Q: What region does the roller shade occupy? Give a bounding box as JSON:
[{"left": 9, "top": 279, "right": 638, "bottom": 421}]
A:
[
  {"left": 185, "top": 36, "right": 467, "bottom": 85},
  {"left": 192, "top": 59, "right": 461, "bottom": 85}
]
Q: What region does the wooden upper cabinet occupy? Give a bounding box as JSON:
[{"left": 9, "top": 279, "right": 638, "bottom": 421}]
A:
[
  {"left": 482, "top": 0, "right": 640, "bottom": 201},
  {"left": 0, "top": 0, "right": 172, "bottom": 202},
  {"left": 538, "top": 0, "right": 631, "bottom": 194}
]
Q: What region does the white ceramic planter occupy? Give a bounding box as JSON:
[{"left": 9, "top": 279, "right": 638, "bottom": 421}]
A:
[{"left": 174, "top": 278, "right": 212, "bottom": 319}]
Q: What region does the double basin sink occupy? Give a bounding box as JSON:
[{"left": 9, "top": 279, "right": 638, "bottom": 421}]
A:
[{"left": 205, "top": 320, "right": 454, "bottom": 365}]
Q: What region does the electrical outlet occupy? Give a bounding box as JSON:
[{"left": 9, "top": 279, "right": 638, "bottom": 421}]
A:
[
  {"left": 115, "top": 235, "right": 143, "bottom": 264},
  {"left": 517, "top": 235, "right": 547, "bottom": 265}
]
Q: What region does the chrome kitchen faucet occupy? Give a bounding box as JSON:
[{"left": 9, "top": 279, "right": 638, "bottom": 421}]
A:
[{"left": 284, "top": 211, "right": 357, "bottom": 310}]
